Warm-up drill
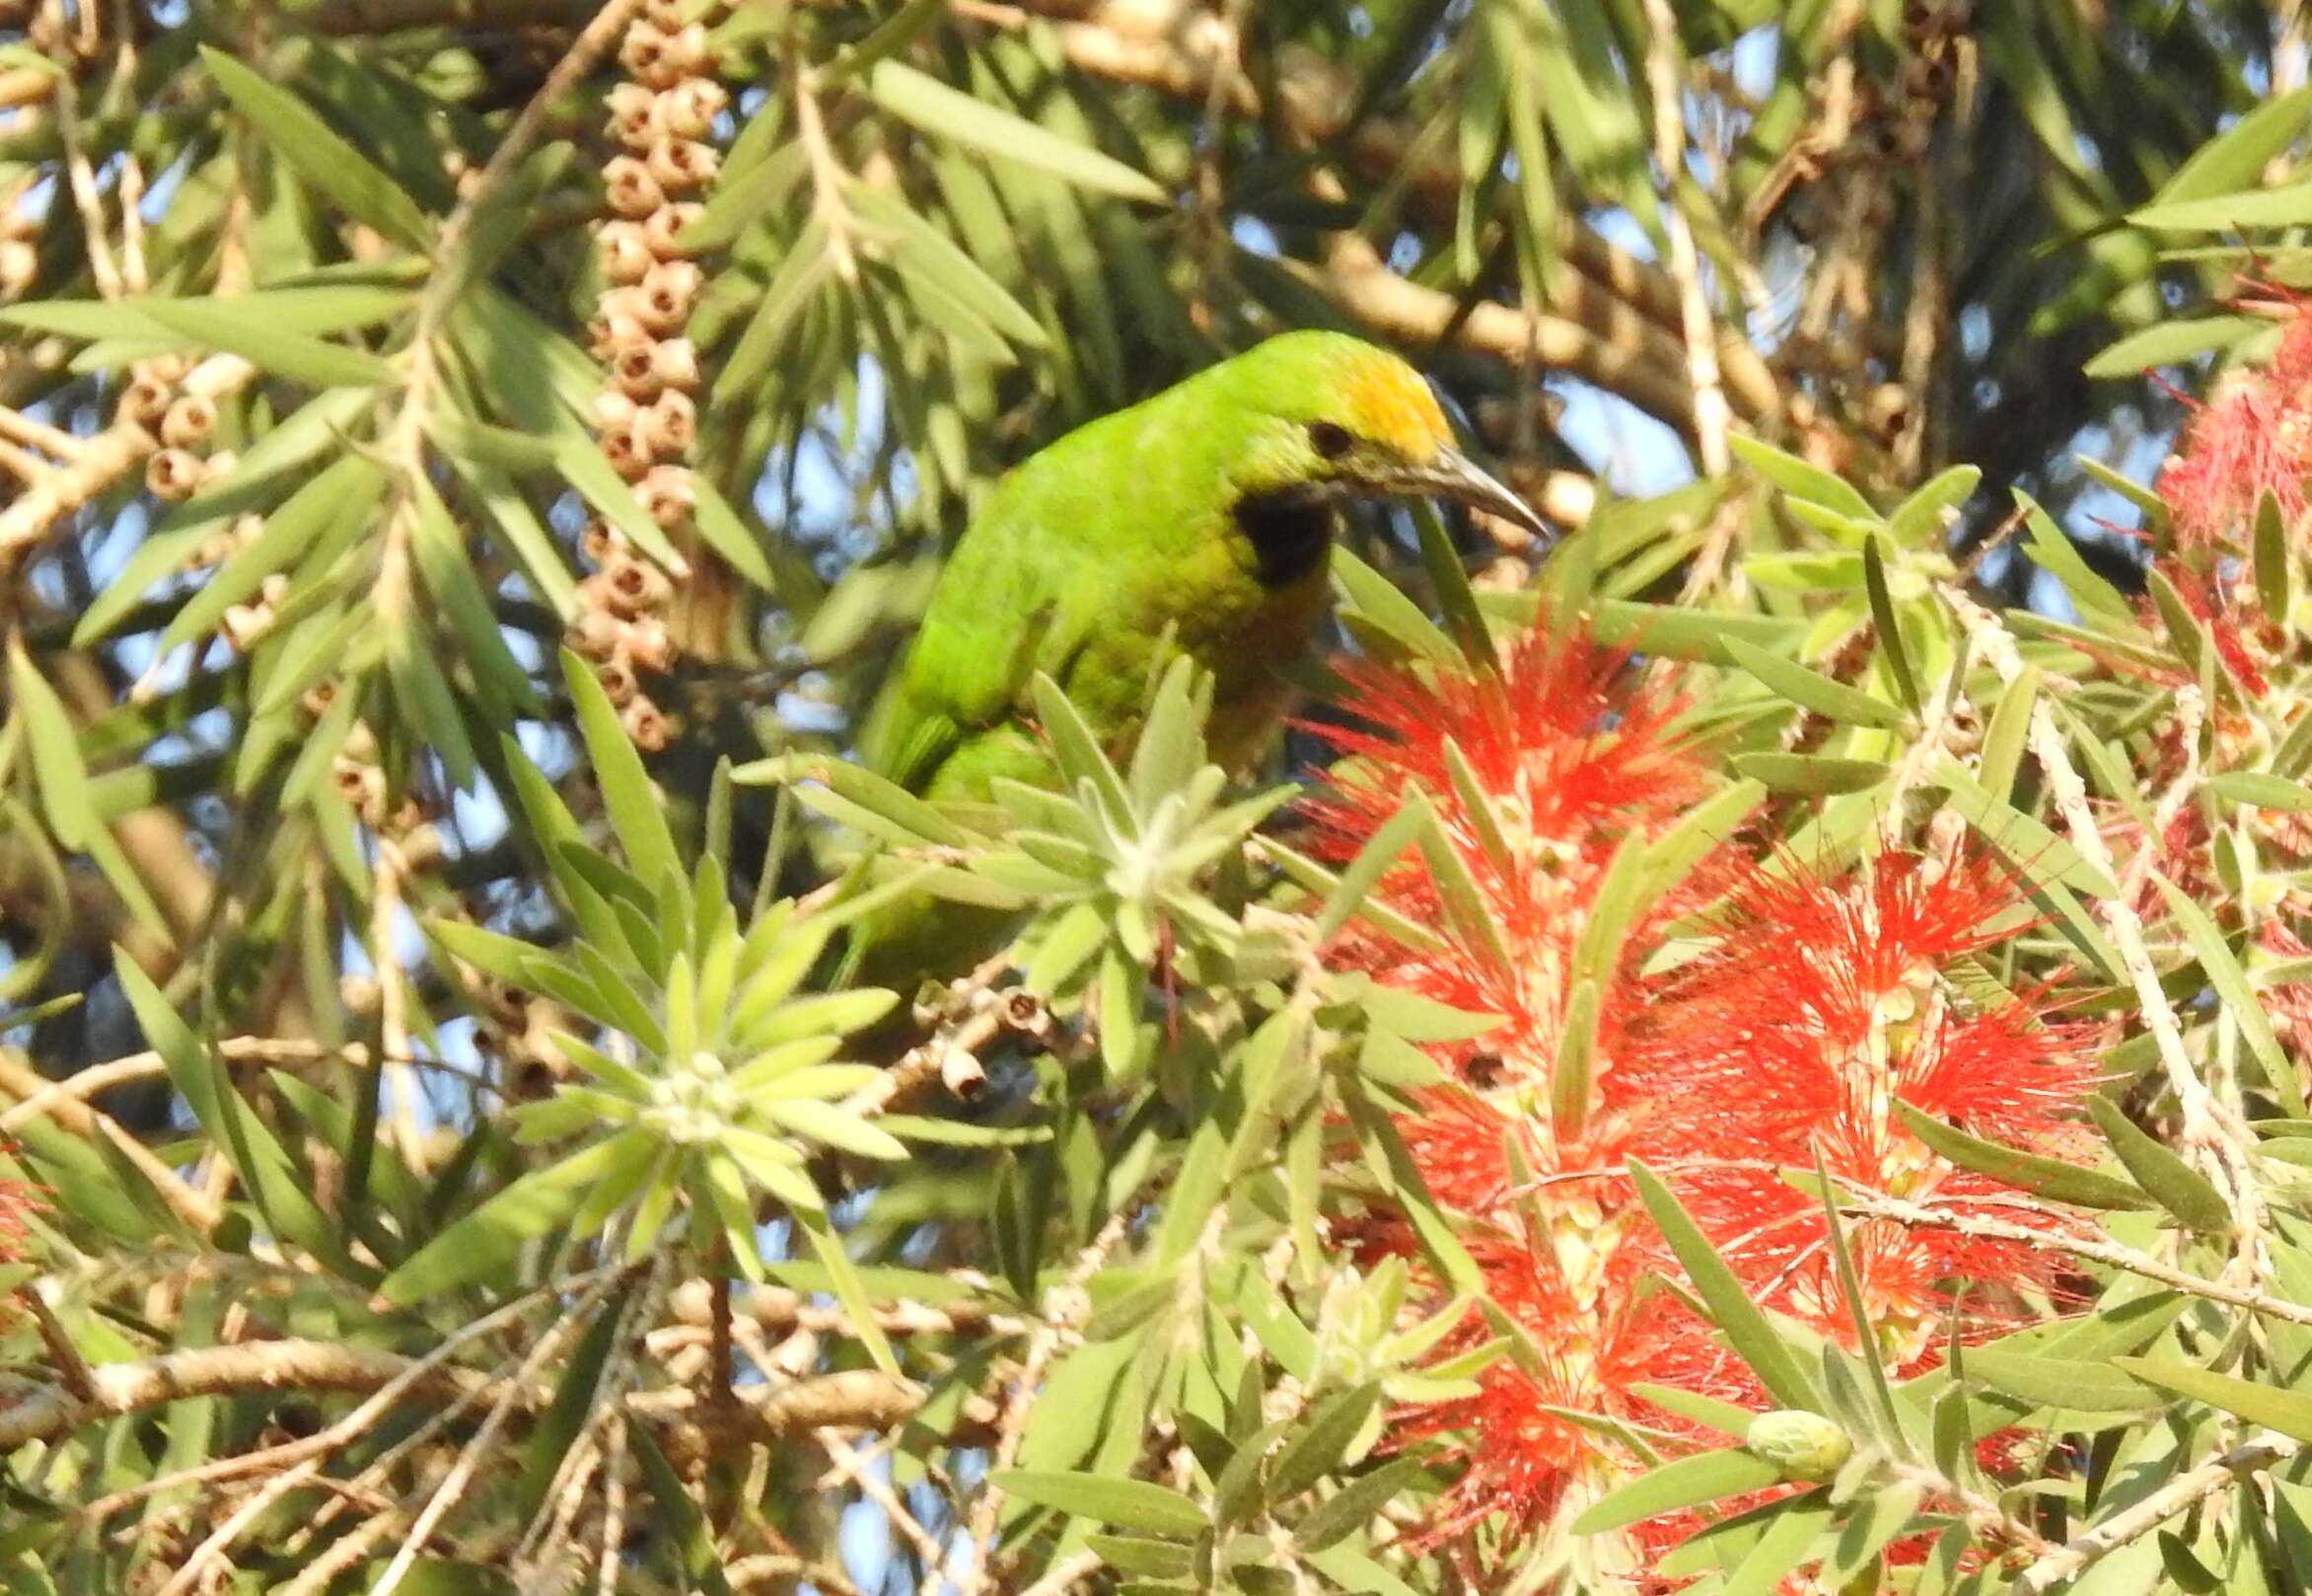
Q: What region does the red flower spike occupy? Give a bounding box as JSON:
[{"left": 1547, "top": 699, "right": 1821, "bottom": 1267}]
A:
[
  {"left": 2156, "top": 280, "right": 2312, "bottom": 550},
  {"left": 1306, "top": 629, "right": 1716, "bottom": 1110},
  {"left": 1631, "top": 851, "right": 2097, "bottom": 1364}
]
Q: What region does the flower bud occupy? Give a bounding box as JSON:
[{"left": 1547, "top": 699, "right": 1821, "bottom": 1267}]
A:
[
  {"left": 200, "top": 450, "right": 241, "bottom": 488},
  {"left": 581, "top": 522, "right": 624, "bottom": 567},
  {"left": 1745, "top": 1411, "right": 1852, "bottom": 1484},
  {"left": 594, "top": 390, "right": 640, "bottom": 429},
  {"left": 617, "top": 21, "right": 675, "bottom": 88}
]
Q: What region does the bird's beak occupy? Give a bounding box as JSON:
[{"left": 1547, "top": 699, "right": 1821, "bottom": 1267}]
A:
[{"left": 1394, "top": 449, "right": 1551, "bottom": 540}]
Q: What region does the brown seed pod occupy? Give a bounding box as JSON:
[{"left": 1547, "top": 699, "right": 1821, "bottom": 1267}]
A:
[
  {"left": 603, "top": 156, "right": 667, "bottom": 219},
  {"left": 655, "top": 77, "right": 729, "bottom": 142},
  {"left": 595, "top": 650, "right": 640, "bottom": 706},
  {"left": 221, "top": 602, "right": 273, "bottom": 650},
  {"left": 605, "top": 280, "right": 685, "bottom": 338},
  {"left": 658, "top": 24, "right": 709, "bottom": 79},
  {"left": 645, "top": 135, "right": 719, "bottom": 193},
  {"left": 600, "top": 416, "right": 654, "bottom": 480},
  {"left": 160, "top": 394, "right": 217, "bottom": 449},
  {"left": 598, "top": 551, "right": 674, "bottom": 616},
  {"left": 642, "top": 201, "right": 705, "bottom": 259},
  {"left": 581, "top": 522, "right": 623, "bottom": 567},
  {"left": 618, "top": 614, "right": 674, "bottom": 672},
  {"left": 636, "top": 390, "right": 695, "bottom": 459},
  {"left": 617, "top": 21, "right": 677, "bottom": 89},
  {"left": 599, "top": 219, "right": 656, "bottom": 285},
  {"left": 610, "top": 340, "right": 666, "bottom": 401},
  {"left": 568, "top": 607, "right": 622, "bottom": 660},
  {"left": 649, "top": 337, "right": 699, "bottom": 392},
  {"left": 146, "top": 448, "right": 203, "bottom": 501},
  {"left": 606, "top": 82, "right": 658, "bottom": 149},
  {"left": 120, "top": 372, "right": 175, "bottom": 431},
  {"left": 0, "top": 238, "right": 36, "bottom": 300},
  {"left": 620, "top": 693, "right": 673, "bottom": 752},
  {"left": 635, "top": 465, "right": 695, "bottom": 532},
  {"left": 639, "top": 259, "right": 703, "bottom": 327}
]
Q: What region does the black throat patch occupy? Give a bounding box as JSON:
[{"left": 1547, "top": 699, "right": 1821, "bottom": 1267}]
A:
[{"left": 1234, "top": 486, "right": 1335, "bottom": 587}]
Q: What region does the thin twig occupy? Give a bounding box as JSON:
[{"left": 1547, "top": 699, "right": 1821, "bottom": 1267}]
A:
[
  {"left": 2007, "top": 1434, "right": 2296, "bottom": 1595},
  {"left": 1637, "top": 0, "right": 1730, "bottom": 475}
]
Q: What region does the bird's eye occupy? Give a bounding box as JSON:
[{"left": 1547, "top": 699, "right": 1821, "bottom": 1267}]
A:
[{"left": 1307, "top": 421, "right": 1355, "bottom": 461}]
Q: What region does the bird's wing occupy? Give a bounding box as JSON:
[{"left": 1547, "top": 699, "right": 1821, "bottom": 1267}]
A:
[{"left": 865, "top": 582, "right": 1064, "bottom": 796}]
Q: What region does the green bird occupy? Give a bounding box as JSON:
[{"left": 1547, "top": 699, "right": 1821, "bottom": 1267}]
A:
[{"left": 845, "top": 329, "right": 1545, "bottom": 979}]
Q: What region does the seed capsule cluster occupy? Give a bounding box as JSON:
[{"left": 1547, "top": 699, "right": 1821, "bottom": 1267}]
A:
[{"left": 569, "top": 0, "right": 728, "bottom": 756}]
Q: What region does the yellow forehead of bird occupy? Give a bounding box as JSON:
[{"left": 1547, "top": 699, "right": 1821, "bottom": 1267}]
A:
[{"left": 1338, "top": 359, "right": 1452, "bottom": 463}]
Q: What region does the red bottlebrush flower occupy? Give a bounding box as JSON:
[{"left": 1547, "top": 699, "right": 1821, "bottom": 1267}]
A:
[
  {"left": 1305, "top": 629, "right": 1717, "bottom": 1108},
  {"left": 2157, "top": 283, "right": 2312, "bottom": 547},
  {"left": 1631, "top": 850, "right": 2098, "bottom": 1365}
]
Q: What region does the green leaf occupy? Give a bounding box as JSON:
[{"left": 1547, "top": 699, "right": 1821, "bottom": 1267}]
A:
[
  {"left": 863, "top": 61, "right": 1166, "bottom": 204},
  {"left": 200, "top": 47, "right": 432, "bottom": 248},
  {"left": 2209, "top": 772, "right": 2312, "bottom": 814},
  {"left": 1331, "top": 546, "right": 1462, "bottom": 667},
  {"left": 560, "top": 649, "right": 681, "bottom": 889},
  {"left": 1630, "top": 1162, "right": 1817, "bottom": 1410},
  {"left": 2131, "top": 182, "right": 2312, "bottom": 232},
  {"left": 2015, "top": 489, "right": 2132, "bottom": 621},
  {"left": 2153, "top": 873, "right": 2300, "bottom": 1107},
  {"left": 138, "top": 298, "right": 394, "bottom": 389},
  {"left": 1892, "top": 1100, "right": 2152, "bottom": 1210},
  {"left": 1934, "top": 759, "right": 2121, "bottom": 899},
  {"left": 1723, "top": 637, "right": 1909, "bottom": 729},
  {"left": 1266, "top": 1385, "right": 1381, "bottom": 1505},
  {"left": 1962, "top": 1346, "right": 2156, "bottom": 1414},
  {"left": 795, "top": 1208, "right": 901, "bottom": 1376},
  {"left": 1316, "top": 793, "right": 1430, "bottom": 945},
  {"left": 2113, "top": 1357, "right": 2312, "bottom": 1444},
  {"left": 8, "top": 643, "right": 93, "bottom": 849},
  {"left": 990, "top": 1471, "right": 1209, "bottom": 1536},
  {"left": 1886, "top": 465, "right": 1982, "bottom": 547},
  {"left": 1290, "top": 1457, "right": 1428, "bottom": 1555},
  {"left": 2258, "top": 490, "right": 2294, "bottom": 628},
  {"left": 378, "top": 1134, "right": 635, "bottom": 1303},
  {"left": 2086, "top": 1096, "right": 2232, "bottom": 1235},
  {"left": 1568, "top": 1447, "right": 1787, "bottom": 1535},
  {"left": 1862, "top": 535, "right": 1921, "bottom": 712},
  {"left": 2085, "top": 315, "right": 2267, "bottom": 378},
  {"left": 1412, "top": 501, "right": 1497, "bottom": 674},
  {"left": 1730, "top": 755, "right": 1893, "bottom": 795},
  {"left": 1730, "top": 433, "right": 1875, "bottom": 521}
]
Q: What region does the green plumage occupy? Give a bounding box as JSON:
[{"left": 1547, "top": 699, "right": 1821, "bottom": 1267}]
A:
[{"left": 843, "top": 329, "right": 1541, "bottom": 982}]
